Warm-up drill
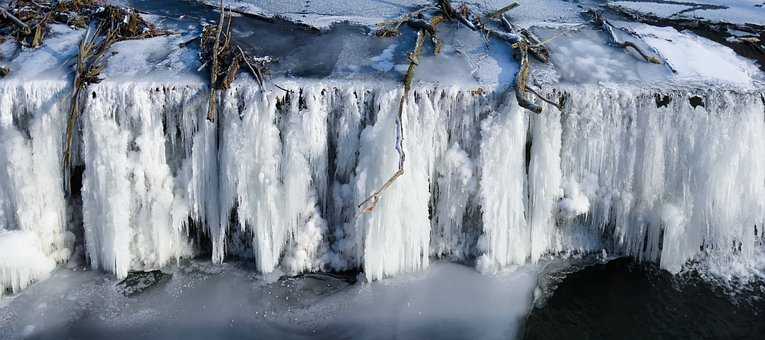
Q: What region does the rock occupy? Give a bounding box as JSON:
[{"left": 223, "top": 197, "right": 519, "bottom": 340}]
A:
[{"left": 115, "top": 270, "right": 171, "bottom": 297}]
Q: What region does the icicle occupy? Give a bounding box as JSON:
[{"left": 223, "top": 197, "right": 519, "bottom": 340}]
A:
[
  {"left": 477, "top": 97, "right": 530, "bottom": 273},
  {"left": 81, "top": 83, "right": 191, "bottom": 279},
  {"left": 0, "top": 82, "right": 71, "bottom": 292}
]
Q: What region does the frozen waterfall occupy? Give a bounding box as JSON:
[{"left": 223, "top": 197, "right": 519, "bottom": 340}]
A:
[{"left": 1, "top": 79, "right": 764, "bottom": 293}]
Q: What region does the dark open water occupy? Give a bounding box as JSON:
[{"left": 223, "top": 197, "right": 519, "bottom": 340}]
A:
[{"left": 523, "top": 257, "right": 765, "bottom": 340}]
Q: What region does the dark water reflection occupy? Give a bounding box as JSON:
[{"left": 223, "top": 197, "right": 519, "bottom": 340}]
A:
[{"left": 524, "top": 257, "right": 765, "bottom": 340}]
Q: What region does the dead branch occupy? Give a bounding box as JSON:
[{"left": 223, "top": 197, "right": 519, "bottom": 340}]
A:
[
  {"left": 437, "top": 0, "right": 476, "bottom": 30},
  {"left": 237, "top": 45, "right": 263, "bottom": 88},
  {"left": 1, "top": 7, "right": 31, "bottom": 34},
  {"left": 64, "top": 25, "right": 99, "bottom": 170},
  {"left": 274, "top": 83, "right": 292, "bottom": 93},
  {"left": 482, "top": 26, "right": 521, "bottom": 44},
  {"left": 374, "top": 4, "right": 438, "bottom": 37},
  {"left": 205, "top": 0, "right": 226, "bottom": 122},
  {"left": 485, "top": 2, "right": 519, "bottom": 20},
  {"left": 512, "top": 41, "right": 543, "bottom": 114},
  {"left": 358, "top": 29, "right": 428, "bottom": 213},
  {"left": 63, "top": 5, "right": 174, "bottom": 170},
  {"left": 586, "top": 10, "right": 662, "bottom": 64},
  {"left": 499, "top": 15, "right": 550, "bottom": 63},
  {"left": 526, "top": 85, "right": 561, "bottom": 110},
  {"left": 200, "top": 1, "right": 274, "bottom": 121}
]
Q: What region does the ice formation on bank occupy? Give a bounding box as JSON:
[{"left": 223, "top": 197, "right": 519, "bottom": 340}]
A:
[
  {"left": 0, "top": 83, "right": 72, "bottom": 293},
  {"left": 1, "top": 77, "right": 765, "bottom": 286},
  {"left": 0, "top": 230, "right": 56, "bottom": 294}
]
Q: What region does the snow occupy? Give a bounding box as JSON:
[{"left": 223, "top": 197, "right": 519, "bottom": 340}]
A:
[
  {"left": 104, "top": 35, "right": 203, "bottom": 83},
  {"left": 609, "top": 0, "right": 765, "bottom": 26},
  {"left": 1, "top": 24, "right": 82, "bottom": 81},
  {"left": 0, "top": 230, "right": 56, "bottom": 295},
  {"left": 626, "top": 24, "right": 762, "bottom": 88}
]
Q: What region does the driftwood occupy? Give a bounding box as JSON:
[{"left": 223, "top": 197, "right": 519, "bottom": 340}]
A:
[
  {"left": 512, "top": 41, "right": 543, "bottom": 114},
  {"left": 358, "top": 27, "right": 430, "bottom": 213},
  {"left": 500, "top": 15, "right": 550, "bottom": 63},
  {"left": 485, "top": 2, "right": 519, "bottom": 20},
  {"left": 0, "top": 7, "right": 31, "bottom": 34},
  {"left": 360, "top": 1, "right": 564, "bottom": 211},
  {"left": 63, "top": 5, "right": 172, "bottom": 170},
  {"left": 437, "top": 0, "right": 476, "bottom": 31},
  {"left": 374, "top": 5, "right": 437, "bottom": 37},
  {"left": 586, "top": 10, "right": 662, "bottom": 64},
  {"left": 437, "top": 1, "right": 556, "bottom": 112},
  {"left": 200, "top": 0, "right": 273, "bottom": 122},
  {"left": 360, "top": 13, "right": 446, "bottom": 212}
]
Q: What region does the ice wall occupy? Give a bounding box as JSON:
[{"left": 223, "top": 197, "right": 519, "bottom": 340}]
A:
[
  {"left": 80, "top": 83, "right": 195, "bottom": 279},
  {"left": 560, "top": 88, "right": 765, "bottom": 275},
  {"left": 1, "top": 79, "right": 764, "bottom": 287},
  {"left": 0, "top": 82, "right": 72, "bottom": 294}
]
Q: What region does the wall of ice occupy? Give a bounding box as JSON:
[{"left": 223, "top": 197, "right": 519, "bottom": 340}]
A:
[
  {"left": 1, "top": 79, "right": 764, "bottom": 290},
  {"left": 0, "top": 82, "right": 72, "bottom": 294}
]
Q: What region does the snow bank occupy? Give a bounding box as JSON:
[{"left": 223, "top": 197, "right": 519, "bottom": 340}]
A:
[
  {"left": 628, "top": 24, "right": 762, "bottom": 88},
  {"left": 0, "top": 230, "right": 56, "bottom": 295}
]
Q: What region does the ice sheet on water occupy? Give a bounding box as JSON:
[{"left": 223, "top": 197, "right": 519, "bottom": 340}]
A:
[
  {"left": 0, "top": 261, "right": 539, "bottom": 340},
  {"left": 208, "top": 0, "right": 432, "bottom": 29}
]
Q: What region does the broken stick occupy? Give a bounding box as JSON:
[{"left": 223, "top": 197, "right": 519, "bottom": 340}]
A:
[
  {"left": 1, "top": 7, "right": 31, "bottom": 35},
  {"left": 485, "top": 2, "right": 519, "bottom": 20},
  {"left": 206, "top": 0, "right": 227, "bottom": 122}
]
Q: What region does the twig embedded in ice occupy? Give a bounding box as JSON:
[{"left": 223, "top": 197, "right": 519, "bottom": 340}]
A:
[{"left": 359, "top": 28, "right": 430, "bottom": 213}]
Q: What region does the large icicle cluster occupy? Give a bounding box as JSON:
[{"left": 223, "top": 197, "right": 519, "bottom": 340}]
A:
[
  {"left": 561, "top": 88, "right": 765, "bottom": 275},
  {"left": 0, "top": 82, "right": 72, "bottom": 294},
  {"left": 1, "top": 79, "right": 764, "bottom": 290}
]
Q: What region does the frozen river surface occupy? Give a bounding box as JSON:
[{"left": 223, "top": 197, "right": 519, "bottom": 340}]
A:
[{"left": 0, "top": 262, "right": 538, "bottom": 340}]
